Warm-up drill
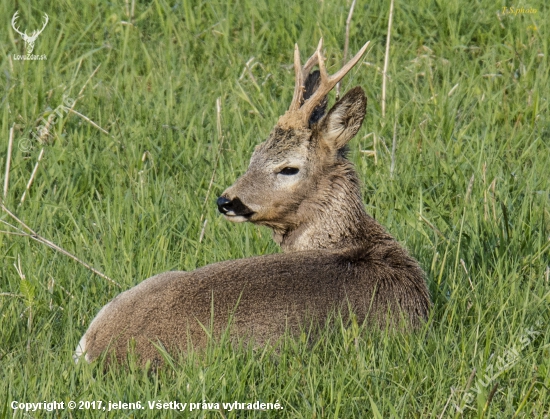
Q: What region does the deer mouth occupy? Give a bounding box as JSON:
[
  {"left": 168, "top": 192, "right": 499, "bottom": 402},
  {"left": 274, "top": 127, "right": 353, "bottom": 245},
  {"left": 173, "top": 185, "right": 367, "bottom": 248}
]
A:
[
  {"left": 222, "top": 210, "right": 256, "bottom": 223},
  {"left": 217, "top": 196, "right": 255, "bottom": 222},
  {"left": 223, "top": 213, "right": 255, "bottom": 223}
]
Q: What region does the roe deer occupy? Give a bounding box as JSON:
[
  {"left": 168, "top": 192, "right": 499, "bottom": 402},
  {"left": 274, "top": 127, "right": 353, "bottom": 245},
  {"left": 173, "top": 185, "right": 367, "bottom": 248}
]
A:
[{"left": 75, "top": 39, "right": 431, "bottom": 365}]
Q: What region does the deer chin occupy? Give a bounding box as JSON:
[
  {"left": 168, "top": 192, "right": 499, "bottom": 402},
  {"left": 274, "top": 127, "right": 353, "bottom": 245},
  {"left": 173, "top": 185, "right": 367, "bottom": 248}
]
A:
[{"left": 223, "top": 212, "right": 255, "bottom": 223}]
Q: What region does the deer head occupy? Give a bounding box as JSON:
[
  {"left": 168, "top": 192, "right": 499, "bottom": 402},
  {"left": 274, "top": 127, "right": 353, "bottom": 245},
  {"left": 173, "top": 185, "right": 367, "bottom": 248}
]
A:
[
  {"left": 218, "top": 39, "right": 371, "bottom": 251},
  {"left": 11, "top": 11, "right": 49, "bottom": 54}
]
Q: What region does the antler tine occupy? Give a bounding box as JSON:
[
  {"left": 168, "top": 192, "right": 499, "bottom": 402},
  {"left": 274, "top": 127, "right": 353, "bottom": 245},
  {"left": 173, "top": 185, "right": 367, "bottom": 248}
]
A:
[
  {"left": 328, "top": 40, "right": 370, "bottom": 85},
  {"left": 288, "top": 44, "right": 304, "bottom": 112},
  {"left": 288, "top": 39, "right": 323, "bottom": 112},
  {"left": 299, "top": 40, "right": 371, "bottom": 123},
  {"left": 302, "top": 38, "right": 323, "bottom": 77}
]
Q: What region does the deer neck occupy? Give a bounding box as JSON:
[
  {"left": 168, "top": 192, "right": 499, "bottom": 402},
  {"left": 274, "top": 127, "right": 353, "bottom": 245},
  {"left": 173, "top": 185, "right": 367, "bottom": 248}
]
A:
[{"left": 272, "top": 166, "right": 377, "bottom": 252}]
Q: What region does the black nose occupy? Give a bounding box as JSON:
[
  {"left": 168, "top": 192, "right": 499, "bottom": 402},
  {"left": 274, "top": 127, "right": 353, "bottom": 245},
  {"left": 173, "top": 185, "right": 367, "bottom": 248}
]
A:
[{"left": 217, "top": 196, "right": 233, "bottom": 214}]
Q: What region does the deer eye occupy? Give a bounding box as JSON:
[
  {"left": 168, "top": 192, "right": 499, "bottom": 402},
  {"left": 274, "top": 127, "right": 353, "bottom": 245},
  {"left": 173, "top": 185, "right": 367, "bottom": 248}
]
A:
[{"left": 278, "top": 167, "right": 300, "bottom": 176}]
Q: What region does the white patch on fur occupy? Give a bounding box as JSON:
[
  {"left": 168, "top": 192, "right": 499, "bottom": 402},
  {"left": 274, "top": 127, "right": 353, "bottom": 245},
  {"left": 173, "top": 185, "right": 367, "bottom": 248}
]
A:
[
  {"left": 73, "top": 335, "right": 88, "bottom": 364},
  {"left": 325, "top": 107, "right": 346, "bottom": 139},
  {"left": 223, "top": 214, "right": 248, "bottom": 223},
  {"left": 73, "top": 300, "right": 113, "bottom": 364}
]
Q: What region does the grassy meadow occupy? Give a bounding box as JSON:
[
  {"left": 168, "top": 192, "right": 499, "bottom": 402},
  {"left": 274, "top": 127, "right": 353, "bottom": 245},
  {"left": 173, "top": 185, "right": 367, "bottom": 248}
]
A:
[{"left": 1, "top": 0, "right": 549, "bottom": 416}]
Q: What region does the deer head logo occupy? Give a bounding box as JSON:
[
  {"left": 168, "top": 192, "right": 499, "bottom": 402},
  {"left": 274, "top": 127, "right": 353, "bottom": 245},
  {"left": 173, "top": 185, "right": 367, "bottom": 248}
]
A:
[{"left": 11, "top": 11, "right": 49, "bottom": 55}]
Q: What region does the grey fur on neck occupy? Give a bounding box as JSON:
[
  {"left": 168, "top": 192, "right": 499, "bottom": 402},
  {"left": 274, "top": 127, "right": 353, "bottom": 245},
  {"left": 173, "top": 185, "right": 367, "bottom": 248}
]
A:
[{"left": 273, "top": 161, "right": 386, "bottom": 252}]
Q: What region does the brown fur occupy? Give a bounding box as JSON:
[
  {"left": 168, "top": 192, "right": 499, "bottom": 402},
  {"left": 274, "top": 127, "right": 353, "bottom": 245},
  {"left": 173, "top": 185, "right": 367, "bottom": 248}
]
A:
[{"left": 76, "top": 46, "right": 431, "bottom": 366}]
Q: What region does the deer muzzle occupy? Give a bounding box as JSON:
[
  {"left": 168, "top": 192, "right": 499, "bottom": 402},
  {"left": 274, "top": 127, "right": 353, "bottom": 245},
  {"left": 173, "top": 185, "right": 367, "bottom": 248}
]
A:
[{"left": 217, "top": 196, "right": 255, "bottom": 221}]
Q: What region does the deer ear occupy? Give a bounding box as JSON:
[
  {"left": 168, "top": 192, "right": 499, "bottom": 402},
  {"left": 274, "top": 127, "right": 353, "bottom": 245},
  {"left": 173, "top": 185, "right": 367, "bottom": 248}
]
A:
[{"left": 319, "top": 87, "right": 366, "bottom": 150}]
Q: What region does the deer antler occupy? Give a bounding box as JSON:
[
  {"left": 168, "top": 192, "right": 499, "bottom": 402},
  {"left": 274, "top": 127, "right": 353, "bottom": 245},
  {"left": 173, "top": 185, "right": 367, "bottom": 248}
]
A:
[
  {"left": 11, "top": 11, "right": 26, "bottom": 37},
  {"left": 279, "top": 38, "right": 371, "bottom": 129},
  {"left": 287, "top": 39, "right": 322, "bottom": 113},
  {"left": 35, "top": 13, "right": 49, "bottom": 37}
]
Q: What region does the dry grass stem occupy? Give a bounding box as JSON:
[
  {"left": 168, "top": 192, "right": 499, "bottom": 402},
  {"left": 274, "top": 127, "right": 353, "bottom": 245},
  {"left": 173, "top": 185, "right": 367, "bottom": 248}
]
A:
[
  {"left": 490, "top": 178, "right": 497, "bottom": 221},
  {"left": 460, "top": 258, "right": 475, "bottom": 291},
  {"left": 239, "top": 57, "right": 255, "bottom": 81},
  {"left": 382, "top": 0, "right": 395, "bottom": 118},
  {"left": 480, "top": 382, "right": 499, "bottom": 418},
  {"left": 438, "top": 388, "right": 453, "bottom": 419},
  {"left": 13, "top": 256, "right": 33, "bottom": 353},
  {"left": 377, "top": 134, "right": 391, "bottom": 154},
  {"left": 200, "top": 97, "right": 226, "bottom": 223},
  {"left": 62, "top": 64, "right": 102, "bottom": 133},
  {"left": 3, "top": 125, "right": 14, "bottom": 199},
  {"left": 483, "top": 162, "right": 488, "bottom": 221},
  {"left": 0, "top": 204, "right": 120, "bottom": 287},
  {"left": 77, "top": 64, "right": 101, "bottom": 99},
  {"left": 216, "top": 97, "right": 223, "bottom": 140},
  {"left": 390, "top": 120, "right": 397, "bottom": 178},
  {"left": 65, "top": 108, "right": 109, "bottom": 135},
  {"left": 465, "top": 368, "right": 477, "bottom": 392},
  {"left": 20, "top": 148, "right": 45, "bottom": 205},
  {"left": 336, "top": 0, "right": 357, "bottom": 99},
  {"left": 465, "top": 174, "right": 475, "bottom": 203},
  {"left": 418, "top": 213, "right": 449, "bottom": 244},
  {"left": 0, "top": 230, "right": 29, "bottom": 236},
  {"left": 360, "top": 150, "right": 376, "bottom": 157},
  {"left": 343, "top": 0, "right": 357, "bottom": 64},
  {"left": 70, "top": 59, "right": 83, "bottom": 89},
  {"left": 199, "top": 219, "right": 208, "bottom": 243},
  {"left": 448, "top": 83, "right": 459, "bottom": 96},
  {"left": 0, "top": 292, "right": 24, "bottom": 298},
  {"left": 374, "top": 132, "right": 378, "bottom": 165}
]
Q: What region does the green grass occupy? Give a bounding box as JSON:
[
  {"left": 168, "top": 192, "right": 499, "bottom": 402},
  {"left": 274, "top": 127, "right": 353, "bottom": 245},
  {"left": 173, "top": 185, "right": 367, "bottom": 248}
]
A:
[{"left": 1, "top": 0, "right": 549, "bottom": 417}]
